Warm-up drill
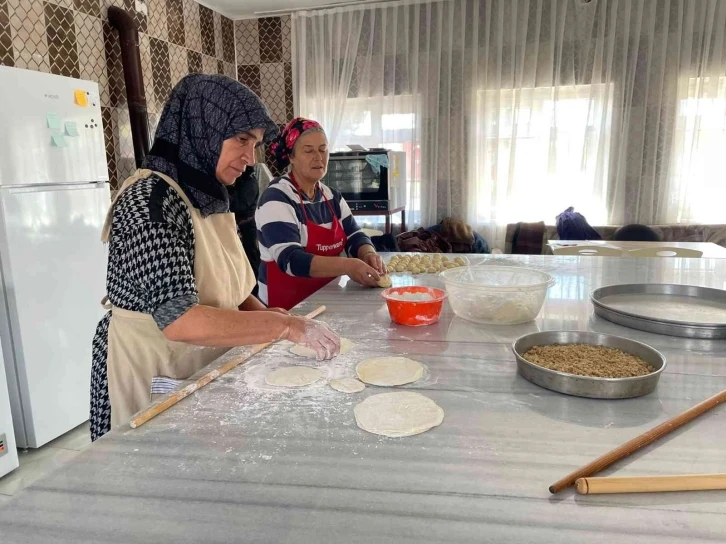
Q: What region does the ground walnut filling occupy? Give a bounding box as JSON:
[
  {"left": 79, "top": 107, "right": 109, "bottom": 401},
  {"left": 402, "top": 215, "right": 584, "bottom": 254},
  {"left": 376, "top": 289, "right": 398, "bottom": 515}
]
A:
[{"left": 522, "top": 344, "right": 656, "bottom": 378}]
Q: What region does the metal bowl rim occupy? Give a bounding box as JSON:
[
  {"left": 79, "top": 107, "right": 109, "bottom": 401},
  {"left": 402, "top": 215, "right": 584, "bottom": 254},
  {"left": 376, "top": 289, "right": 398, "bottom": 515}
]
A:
[{"left": 511, "top": 330, "right": 667, "bottom": 383}]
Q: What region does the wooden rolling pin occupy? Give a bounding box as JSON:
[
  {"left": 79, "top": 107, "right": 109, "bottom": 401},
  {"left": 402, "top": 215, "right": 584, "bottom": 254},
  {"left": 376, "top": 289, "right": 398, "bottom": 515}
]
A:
[
  {"left": 549, "top": 388, "right": 726, "bottom": 494},
  {"left": 576, "top": 474, "right": 726, "bottom": 495},
  {"left": 130, "top": 305, "right": 327, "bottom": 429}
]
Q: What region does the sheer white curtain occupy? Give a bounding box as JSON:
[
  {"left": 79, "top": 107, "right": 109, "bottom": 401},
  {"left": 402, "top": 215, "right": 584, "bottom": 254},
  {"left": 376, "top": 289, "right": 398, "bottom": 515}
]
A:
[{"left": 294, "top": 0, "right": 726, "bottom": 248}]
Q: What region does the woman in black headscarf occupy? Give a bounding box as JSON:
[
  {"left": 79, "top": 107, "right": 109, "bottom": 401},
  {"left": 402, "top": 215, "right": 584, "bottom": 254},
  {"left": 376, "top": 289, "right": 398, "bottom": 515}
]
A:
[{"left": 90, "top": 75, "right": 339, "bottom": 441}]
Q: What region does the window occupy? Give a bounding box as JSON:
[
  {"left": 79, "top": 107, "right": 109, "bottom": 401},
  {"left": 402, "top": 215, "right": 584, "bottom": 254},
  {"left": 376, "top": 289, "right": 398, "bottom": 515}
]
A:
[
  {"left": 668, "top": 76, "right": 726, "bottom": 224},
  {"left": 473, "top": 84, "right": 614, "bottom": 229},
  {"left": 304, "top": 95, "right": 422, "bottom": 227}
]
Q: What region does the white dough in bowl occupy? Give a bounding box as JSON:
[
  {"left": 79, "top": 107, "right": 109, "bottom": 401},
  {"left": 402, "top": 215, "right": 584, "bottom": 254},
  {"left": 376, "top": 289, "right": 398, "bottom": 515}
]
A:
[
  {"left": 354, "top": 391, "right": 444, "bottom": 437},
  {"left": 387, "top": 292, "right": 434, "bottom": 302},
  {"left": 289, "top": 338, "right": 355, "bottom": 358},
  {"left": 265, "top": 366, "right": 323, "bottom": 387},
  {"left": 329, "top": 377, "right": 366, "bottom": 393},
  {"left": 356, "top": 356, "right": 424, "bottom": 386}
]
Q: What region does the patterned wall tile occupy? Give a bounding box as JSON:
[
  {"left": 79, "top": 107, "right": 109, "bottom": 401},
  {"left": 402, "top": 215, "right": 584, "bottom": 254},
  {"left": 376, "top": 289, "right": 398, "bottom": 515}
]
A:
[
  {"left": 147, "top": 0, "right": 167, "bottom": 41},
  {"left": 260, "top": 62, "right": 286, "bottom": 124},
  {"left": 149, "top": 36, "right": 171, "bottom": 103},
  {"left": 139, "top": 32, "right": 157, "bottom": 112},
  {"left": 100, "top": 0, "right": 123, "bottom": 18},
  {"left": 198, "top": 4, "right": 213, "bottom": 56},
  {"left": 213, "top": 10, "right": 222, "bottom": 65},
  {"left": 216, "top": 58, "right": 222, "bottom": 75},
  {"left": 284, "top": 61, "right": 293, "bottom": 121},
  {"left": 103, "top": 19, "right": 125, "bottom": 106},
  {"left": 281, "top": 14, "right": 290, "bottom": 63},
  {"left": 258, "top": 17, "right": 282, "bottom": 63},
  {"left": 147, "top": 110, "right": 159, "bottom": 142},
  {"left": 8, "top": 0, "right": 49, "bottom": 72},
  {"left": 168, "top": 41, "right": 185, "bottom": 88},
  {"left": 47, "top": 0, "right": 71, "bottom": 9},
  {"left": 223, "top": 60, "right": 234, "bottom": 79},
  {"left": 165, "top": 0, "right": 184, "bottom": 46},
  {"left": 74, "top": 0, "right": 98, "bottom": 17},
  {"left": 181, "top": 0, "right": 199, "bottom": 52},
  {"left": 116, "top": 106, "right": 135, "bottom": 182},
  {"left": 75, "top": 11, "right": 107, "bottom": 104},
  {"left": 237, "top": 63, "right": 260, "bottom": 96},
  {"left": 187, "top": 48, "right": 200, "bottom": 73},
  {"left": 0, "top": 0, "right": 14, "bottom": 66},
  {"left": 234, "top": 18, "right": 258, "bottom": 65},
  {"left": 201, "top": 52, "right": 215, "bottom": 74},
  {"left": 220, "top": 14, "right": 233, "bottom": 63},
  {"left": 102, "top": 106, "right": 118, "bottom": 188},
  {"left": 122, "top": 0, "right": 146, "bottom": 33},
  {"left": 45, "top": 2, "right": 79, "bottom": 78}
]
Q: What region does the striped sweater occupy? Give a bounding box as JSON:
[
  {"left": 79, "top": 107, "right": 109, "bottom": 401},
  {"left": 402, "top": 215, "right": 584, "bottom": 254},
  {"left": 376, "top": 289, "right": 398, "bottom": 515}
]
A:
[{"left": 255, "top": 176, "right": 372, "bottom": 305}]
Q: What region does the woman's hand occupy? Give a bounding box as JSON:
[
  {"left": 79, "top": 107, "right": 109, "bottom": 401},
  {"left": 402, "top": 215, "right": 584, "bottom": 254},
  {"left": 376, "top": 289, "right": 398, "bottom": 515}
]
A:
[
  {"left": 362, "top": 252, "right": 386, "bottom": 275},
  {"left": 265, "top": 307, "right": 289, "bottom": 315},
  {"left": 282, "top": 315, "right": 340, "bottom": 360},
  {"left": 346, "top": 258, "right": 380, "bottom": 287}
]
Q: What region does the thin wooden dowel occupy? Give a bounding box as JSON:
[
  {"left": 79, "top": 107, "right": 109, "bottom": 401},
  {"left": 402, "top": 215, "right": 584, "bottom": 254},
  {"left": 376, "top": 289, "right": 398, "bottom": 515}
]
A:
[
  {"left": 129, "top": 305, "right": 327, "bottom": 429},
  {"left": 576, "top": 474, "right": 726, "bottom": 495},
  {"left": 549, "top": 388, "right": 726, "bottom": 494}
]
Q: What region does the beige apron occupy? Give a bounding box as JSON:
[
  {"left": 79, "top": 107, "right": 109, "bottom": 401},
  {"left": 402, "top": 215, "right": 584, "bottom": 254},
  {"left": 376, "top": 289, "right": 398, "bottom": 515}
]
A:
[{"left": 101, "top": 169, "right": 256, "bottom": 427}]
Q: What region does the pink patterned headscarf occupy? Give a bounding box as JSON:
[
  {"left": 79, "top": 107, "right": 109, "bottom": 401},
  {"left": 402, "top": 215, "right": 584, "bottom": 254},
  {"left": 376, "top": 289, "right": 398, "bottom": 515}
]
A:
[{"left": 269, "top": 117, "right": 324, "bottom": 169}]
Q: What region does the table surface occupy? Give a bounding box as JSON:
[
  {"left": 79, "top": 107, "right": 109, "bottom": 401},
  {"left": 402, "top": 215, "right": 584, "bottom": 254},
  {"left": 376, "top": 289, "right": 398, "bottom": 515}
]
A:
[
  {"left": 549, "top": 240, "right": 726, "bottom": 258},
  {"left": 2, "top": 255, "right": 726, "bottom": 543}
]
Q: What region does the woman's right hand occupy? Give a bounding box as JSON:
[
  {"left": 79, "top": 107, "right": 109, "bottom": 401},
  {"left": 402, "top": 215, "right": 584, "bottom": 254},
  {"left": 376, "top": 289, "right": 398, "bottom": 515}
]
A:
[
  {"left": 282, "top": 315, "right": 340, "bottom": 360},
  {"left": 346, "top": 258, "right": 380, "bottom": 287}
]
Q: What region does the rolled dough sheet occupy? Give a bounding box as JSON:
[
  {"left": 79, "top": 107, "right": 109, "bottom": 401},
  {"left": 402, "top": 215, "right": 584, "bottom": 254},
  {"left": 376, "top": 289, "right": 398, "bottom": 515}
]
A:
[
  {"left": 356, "top": 356, "right": 424, "bottom": 386},
  {"left": 601, "top": 294, "right": 726, "bottom": 324},
  {"left": 354, "top": 391, "right": 444, "bottom": 437},
  {"left": 265, "top": 366, "right": 322, "bottom": 387},
  {"left": 329, "top": 377, "right": 366, "bottom": 393},
  {"left": 289, "top": 338, "right": 355, "bottom": 358}
]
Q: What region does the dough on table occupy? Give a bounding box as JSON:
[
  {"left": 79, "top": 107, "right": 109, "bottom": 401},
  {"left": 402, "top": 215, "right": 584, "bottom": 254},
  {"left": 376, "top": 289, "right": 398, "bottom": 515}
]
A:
[
  {"left": 354, "top": 391, "right": 444, "bottom": 437},
  {"left": 377, "top": 275, "right": 392, "bottom": 288},
  {"left": 289, "top": 338, "right": 355, "bottom": 358},
  {"left": 265, "top": 366, "right": 322, "bottom": 387},
  {"left": 329, "top": 377, "right": 366, "bottom": 393},
  {"left": 356, "top": 356, "right": 424, "bottom": 386}
]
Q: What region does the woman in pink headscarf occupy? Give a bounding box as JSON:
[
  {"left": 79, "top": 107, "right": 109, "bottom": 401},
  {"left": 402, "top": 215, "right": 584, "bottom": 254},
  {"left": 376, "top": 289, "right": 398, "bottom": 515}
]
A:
[{"left": 255, "top": 118, "right": 386, "bottom": 310}]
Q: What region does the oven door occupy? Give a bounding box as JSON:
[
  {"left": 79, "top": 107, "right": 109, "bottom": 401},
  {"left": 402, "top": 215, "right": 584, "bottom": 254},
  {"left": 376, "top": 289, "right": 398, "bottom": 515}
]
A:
[{"left": 322, "top": 157, "right": 388, "bottom": 202}]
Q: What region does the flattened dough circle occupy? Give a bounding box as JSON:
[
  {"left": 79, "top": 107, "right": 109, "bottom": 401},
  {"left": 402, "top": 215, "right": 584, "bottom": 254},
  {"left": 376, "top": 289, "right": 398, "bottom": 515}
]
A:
[
  {"left": 329, "top": 377, "right": 366, "bottom": 393},
  {"left": 356, "top": 356, "right": 423, "bottom": 386},
  {"left": 354, "top": 392, "right": 444, "bottom": 437},
  {"left": 265, "top": 366, "right": 322, "bottom": 387},
  {"left": 289, "top": 338, "right": 355, "bottom": 358}
]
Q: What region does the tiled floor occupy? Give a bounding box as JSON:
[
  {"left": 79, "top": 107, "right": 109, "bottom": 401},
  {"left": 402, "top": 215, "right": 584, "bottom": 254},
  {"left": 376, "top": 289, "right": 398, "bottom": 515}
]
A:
[{"left": 0, "top": 422, "right": 91, "bottom": 500}]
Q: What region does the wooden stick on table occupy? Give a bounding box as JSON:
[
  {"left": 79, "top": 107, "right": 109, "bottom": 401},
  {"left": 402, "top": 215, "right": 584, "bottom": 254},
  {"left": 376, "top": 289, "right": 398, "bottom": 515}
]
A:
[
  {"left": 549, "top": 388, "right": 726, "bottom": 494},
  {"left": 129, "top": 305, "right": 327, "bottom": 429},
  {"left": 576, "top": 474, "right": 726, "bottom": 495}
]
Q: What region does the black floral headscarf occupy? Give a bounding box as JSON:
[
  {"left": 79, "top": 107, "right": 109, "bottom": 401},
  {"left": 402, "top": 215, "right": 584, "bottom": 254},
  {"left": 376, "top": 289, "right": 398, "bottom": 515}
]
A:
[{"left": 269, "top": 117, "right": 323, "bottom": 171}]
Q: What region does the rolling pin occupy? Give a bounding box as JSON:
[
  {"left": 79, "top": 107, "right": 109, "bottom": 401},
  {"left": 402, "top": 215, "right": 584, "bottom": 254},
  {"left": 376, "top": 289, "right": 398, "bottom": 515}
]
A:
[
  {"left": 130, "top": 305, "right": 327, "bottom": 429},
  {"left": 549, "top": 388, "right": 726, "bottom": 494},
  {"left": 576, "top": 474, "right": 726, "bottom": 495}
]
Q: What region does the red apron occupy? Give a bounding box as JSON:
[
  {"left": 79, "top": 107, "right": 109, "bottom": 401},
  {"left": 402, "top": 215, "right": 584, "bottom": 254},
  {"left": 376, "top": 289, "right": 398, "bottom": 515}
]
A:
[{"left": 266, "top": 178, "right": 348, "bottom": 310}]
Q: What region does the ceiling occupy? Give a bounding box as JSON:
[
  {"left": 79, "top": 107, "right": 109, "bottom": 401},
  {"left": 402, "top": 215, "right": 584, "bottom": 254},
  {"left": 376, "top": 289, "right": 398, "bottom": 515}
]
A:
[{"left": 201, "top": 0, "right": 367, "bottom": 19}]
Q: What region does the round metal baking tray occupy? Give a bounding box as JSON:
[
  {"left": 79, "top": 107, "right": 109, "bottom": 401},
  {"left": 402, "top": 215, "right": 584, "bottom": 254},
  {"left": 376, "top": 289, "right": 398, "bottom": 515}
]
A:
[
  {"left": 512, "top": 331, "right": 666, "bottom": 399},
  {"left": 591, "top": 284, "right": 726, "bottom": 339}
]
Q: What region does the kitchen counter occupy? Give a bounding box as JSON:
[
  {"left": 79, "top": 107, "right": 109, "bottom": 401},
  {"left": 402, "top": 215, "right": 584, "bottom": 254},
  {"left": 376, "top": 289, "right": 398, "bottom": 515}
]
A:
[{"left": 1, "top": 255, "right": 725, "bottom": 543}]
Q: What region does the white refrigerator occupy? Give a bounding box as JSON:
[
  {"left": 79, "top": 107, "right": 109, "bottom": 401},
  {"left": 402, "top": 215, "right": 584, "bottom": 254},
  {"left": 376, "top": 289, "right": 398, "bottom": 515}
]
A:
[{"left": 0, "top": 66, "right": 110, "bottom": 448}]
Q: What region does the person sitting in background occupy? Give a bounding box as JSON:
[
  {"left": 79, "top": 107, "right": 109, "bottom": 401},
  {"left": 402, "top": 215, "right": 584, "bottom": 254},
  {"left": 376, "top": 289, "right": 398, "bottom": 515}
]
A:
[
  {"left": 255, "top": 118, "right": 386, "bottom": 310},
  {"left": 613, "top": 224, "right": 662, "bottom": 242}
]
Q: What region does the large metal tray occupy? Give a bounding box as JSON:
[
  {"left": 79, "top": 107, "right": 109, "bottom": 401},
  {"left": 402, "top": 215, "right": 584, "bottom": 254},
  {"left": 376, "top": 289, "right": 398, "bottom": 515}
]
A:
[
  {"left": 591, "top": 284, "right": 726, "bottom": 339},
  {"left": 512, "top": 331, "right": 666, "bottom": 399}
]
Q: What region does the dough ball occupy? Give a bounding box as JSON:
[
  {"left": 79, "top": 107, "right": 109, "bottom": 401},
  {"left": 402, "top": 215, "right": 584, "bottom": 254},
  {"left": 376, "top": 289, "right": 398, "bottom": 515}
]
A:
[
  {"left": 329, "top": 377, "right": 366, "bottom": 393},
  {"left": 454, "top": 257, "right": 466, "bottom": 265},
  {"left": 266, "top": 366, "right": 323, "bottom": 387},
  {"left": 427, "top": 267, "right": 437, "bottom": 274},
  {"left": 356, "top": 356, "right": 424, "bottom": 386},
  {"left": 354, "top": 392, "right": 444, "bottom": 438},
  {"left": 395, "top": 265, "right": 406, "bottom": 273},
  {"left": 377, "top": 275, "right": 392, "bottom": 288}
]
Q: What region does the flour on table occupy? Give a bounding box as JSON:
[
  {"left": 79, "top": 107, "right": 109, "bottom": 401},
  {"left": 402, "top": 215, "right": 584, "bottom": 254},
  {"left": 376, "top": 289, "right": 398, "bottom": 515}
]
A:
[
  {"left": 329, "top": 377, "right": 366, "bottom": 393},
  {"left": 289, "top": 338, "right": 355, "bottom": 358},
  {"left": 265, "top": 366, "right": 323, "bottom": 387},
  {"left": 354, "top": 391, "right": 444, "bottom": 437},
  {"left": 356, "top": 356, "right": 424, "bottom": 386}
]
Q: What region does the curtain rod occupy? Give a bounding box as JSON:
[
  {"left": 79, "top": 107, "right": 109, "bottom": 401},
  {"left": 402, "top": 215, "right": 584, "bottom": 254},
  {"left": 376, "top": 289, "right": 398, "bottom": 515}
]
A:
[{"left": 253, "top": 0, "right": 436, "bottom": 17}]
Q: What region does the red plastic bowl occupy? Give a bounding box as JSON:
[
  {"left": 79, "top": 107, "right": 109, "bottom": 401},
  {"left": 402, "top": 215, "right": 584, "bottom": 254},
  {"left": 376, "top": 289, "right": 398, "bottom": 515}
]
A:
[{"left": 381, "top": 286, "right": 447, "bottom": 326}]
